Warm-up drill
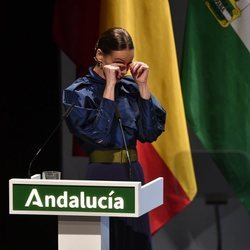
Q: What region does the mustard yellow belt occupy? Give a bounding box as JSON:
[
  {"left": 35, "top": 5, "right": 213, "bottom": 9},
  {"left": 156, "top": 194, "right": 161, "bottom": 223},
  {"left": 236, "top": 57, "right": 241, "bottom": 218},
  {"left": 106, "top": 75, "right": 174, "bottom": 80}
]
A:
[{"left": 89, "top": 149, "right": 138, "bottom": 164}]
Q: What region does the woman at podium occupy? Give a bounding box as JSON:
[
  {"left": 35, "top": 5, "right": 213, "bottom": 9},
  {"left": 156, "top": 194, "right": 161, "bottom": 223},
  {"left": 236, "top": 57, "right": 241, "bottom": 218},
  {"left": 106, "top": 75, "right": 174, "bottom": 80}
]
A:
[{"left": 63, "top": 27, "right": 166, "bottom": 250}]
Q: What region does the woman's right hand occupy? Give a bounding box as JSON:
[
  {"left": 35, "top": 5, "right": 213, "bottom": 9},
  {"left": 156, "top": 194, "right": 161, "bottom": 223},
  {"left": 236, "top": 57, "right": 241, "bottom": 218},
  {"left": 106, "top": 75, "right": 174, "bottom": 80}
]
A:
[{"left": 103, "top": 64, "right": 123, "bottom": 86}]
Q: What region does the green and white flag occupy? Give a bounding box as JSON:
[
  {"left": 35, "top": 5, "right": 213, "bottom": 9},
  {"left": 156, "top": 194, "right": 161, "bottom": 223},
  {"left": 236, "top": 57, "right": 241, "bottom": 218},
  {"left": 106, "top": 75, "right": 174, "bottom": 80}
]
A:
[{"left": 181, "top": 0, "right": 250, "bottom": 209}]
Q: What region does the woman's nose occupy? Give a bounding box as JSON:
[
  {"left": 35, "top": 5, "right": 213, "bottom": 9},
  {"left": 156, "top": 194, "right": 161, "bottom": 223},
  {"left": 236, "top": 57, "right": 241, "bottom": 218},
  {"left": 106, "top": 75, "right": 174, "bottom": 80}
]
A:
[{"left": 119, "top": 65, "right": 128, "bottom": 75}]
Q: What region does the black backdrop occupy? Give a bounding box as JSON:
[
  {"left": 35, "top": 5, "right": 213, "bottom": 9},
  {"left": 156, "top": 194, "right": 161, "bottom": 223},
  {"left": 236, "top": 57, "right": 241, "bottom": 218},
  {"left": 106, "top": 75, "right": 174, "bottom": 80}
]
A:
[{"left": 2, "top": 1, "right": 60, "bottom": 249}]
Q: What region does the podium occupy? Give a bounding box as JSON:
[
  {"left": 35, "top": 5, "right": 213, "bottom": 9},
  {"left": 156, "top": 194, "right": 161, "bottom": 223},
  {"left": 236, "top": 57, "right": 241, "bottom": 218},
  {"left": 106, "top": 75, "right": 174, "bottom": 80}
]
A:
[{"left": 9, "top": 177, "right": 163, "bottom": 250}]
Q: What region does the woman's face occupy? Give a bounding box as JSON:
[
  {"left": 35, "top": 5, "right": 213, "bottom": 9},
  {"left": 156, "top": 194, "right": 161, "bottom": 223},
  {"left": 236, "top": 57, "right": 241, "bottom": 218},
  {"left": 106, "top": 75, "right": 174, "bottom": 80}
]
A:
[{"left": 98, "top": 49, "right": 134, "bottom": 77}]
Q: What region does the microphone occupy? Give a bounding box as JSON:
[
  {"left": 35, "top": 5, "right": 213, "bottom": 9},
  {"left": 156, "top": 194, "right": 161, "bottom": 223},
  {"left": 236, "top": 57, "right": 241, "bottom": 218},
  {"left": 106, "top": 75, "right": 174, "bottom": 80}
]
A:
[
  {"left": 115, "top": 107, "right": 133, "bottom": 180},
  {"left": 27, "top": 103, "right": 75, "bottom": 178}
]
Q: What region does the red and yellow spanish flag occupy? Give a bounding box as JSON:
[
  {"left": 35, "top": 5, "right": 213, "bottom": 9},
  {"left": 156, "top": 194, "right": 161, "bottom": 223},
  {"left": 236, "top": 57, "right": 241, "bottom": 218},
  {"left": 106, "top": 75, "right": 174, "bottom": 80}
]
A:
[
  {"left": 99, "top": 0, "right": 197, "bottom": 234},
  {"left": 53, "top": 0, "right": 197, "bottom": 235}
]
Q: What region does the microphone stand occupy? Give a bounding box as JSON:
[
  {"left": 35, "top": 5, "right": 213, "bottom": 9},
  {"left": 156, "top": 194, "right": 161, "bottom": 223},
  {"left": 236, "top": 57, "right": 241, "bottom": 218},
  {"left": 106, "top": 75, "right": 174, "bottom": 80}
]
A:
[
  {"left": 116, "top": 108, "right": 133, "bottom": 180},
  {"left": 27, "top": 103, "right": 75, "bottom": 178}
]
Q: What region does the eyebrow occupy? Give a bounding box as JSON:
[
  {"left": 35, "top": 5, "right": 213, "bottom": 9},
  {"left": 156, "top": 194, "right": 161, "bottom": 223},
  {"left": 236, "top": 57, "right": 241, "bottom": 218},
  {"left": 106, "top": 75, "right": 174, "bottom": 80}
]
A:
[
  {"left": 113, "top": 58, "right": 133, "bottom": 65},
  {"left": 113, "top": 58, "right": 126, "bottom": 63}
]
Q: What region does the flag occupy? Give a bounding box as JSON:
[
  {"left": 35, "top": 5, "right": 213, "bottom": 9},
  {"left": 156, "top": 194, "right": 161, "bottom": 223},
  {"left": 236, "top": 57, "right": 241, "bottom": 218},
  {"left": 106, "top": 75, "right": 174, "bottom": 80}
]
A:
[
  {"left": 181, "top": 0, "right": 250, "bottom": 211},
  {"left": 53, "top": 0, "right": 197, "bottom": 235},
  {"left": 99, "top": 0, "right": 197, "bottom": 234}
]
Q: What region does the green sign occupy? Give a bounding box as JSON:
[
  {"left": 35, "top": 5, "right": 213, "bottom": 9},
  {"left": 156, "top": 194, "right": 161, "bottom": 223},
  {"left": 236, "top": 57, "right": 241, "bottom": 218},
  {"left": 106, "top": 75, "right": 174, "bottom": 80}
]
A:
[{"left": 12, "top": 184, "right": 135, "bottom": 214}]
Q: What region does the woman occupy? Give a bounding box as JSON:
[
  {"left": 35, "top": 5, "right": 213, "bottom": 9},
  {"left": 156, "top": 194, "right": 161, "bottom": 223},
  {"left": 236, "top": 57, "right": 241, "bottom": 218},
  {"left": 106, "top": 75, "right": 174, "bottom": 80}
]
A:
[{"left": 63, "top": 27, "right": 166, "bottom": 250}]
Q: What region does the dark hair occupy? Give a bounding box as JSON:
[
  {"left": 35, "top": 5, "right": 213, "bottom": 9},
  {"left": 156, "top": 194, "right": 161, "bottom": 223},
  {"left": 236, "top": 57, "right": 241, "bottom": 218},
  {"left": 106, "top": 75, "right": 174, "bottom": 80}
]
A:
[{"left": 95, "top": 27, "right": 134, "bottom": 55}]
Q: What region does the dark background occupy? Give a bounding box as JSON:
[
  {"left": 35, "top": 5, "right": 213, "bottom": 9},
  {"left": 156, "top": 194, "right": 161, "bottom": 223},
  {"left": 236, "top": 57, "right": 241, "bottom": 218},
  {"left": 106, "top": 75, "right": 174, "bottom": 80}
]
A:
[{"left": 2, "top": 1, "right": 60, "bottom": 249}]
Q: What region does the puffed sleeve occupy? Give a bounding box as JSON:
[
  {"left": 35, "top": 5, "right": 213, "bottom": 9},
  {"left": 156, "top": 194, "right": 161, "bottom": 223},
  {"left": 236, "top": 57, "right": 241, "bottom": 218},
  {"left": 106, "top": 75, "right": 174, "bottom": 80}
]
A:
[
  {"left": 63, "top": 82, "right": 116, "bottom": 146},
  {"left": 137, "top": 95, "right": 166, "bottom": 142}
]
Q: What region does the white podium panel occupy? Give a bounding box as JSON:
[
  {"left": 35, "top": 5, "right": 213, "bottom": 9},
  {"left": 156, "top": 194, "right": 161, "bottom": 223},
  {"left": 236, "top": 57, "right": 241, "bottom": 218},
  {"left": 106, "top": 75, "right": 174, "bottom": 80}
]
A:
[
  {"left": 58, "top": 216, "right": 109, "bottom": 250},
  {"left": 9, "top": 177, "right": 163, "bottom": 250}
]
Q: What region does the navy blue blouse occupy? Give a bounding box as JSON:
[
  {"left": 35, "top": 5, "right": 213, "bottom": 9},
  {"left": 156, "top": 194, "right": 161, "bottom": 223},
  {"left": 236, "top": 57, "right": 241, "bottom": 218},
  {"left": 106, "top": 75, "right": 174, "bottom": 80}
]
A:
[{"left": 63, "top": 67, "right": 166, "bottom": 154}]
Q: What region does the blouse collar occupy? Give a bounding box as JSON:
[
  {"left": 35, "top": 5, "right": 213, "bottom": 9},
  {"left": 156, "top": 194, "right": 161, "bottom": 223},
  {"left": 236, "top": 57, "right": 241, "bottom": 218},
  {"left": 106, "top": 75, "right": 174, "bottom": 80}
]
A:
[{"left": 88, "top": 67, "right": 106, "bottom": 84}]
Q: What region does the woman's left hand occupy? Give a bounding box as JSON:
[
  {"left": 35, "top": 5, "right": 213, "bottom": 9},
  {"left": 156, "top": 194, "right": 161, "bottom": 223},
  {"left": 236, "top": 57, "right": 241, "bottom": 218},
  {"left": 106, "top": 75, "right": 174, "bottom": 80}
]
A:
[{"left": 130, "top": 62, "right": 149, "bottom": 85}]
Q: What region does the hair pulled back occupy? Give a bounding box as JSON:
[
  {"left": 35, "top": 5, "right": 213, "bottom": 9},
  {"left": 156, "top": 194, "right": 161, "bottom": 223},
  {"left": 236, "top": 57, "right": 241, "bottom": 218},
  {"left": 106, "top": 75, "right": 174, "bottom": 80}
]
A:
[{"left": 95, "top": 27, "right": 134, "bottom": 55}]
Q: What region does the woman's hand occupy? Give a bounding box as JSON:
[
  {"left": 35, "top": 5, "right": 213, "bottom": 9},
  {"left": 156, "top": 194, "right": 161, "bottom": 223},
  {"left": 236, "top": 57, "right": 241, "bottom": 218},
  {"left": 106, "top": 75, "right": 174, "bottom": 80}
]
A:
[
  {"left": 130, "top": 62, "right": 149, "bottom": 85},
  {"left": 130, "top": 62, "right": 151, "bottom": 100},
  {"left": 102, "top": 64, "right": 123, "bottom": 101},
  {"left": 103, "top": 64, "right": 123, "bottom": 86}
]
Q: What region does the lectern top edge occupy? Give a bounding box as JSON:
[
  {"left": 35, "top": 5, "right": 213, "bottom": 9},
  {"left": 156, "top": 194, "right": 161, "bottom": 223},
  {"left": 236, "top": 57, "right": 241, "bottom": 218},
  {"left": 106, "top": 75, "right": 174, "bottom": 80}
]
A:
[{"left": 9, "top": 178, "right": 142, "bottom": 188}]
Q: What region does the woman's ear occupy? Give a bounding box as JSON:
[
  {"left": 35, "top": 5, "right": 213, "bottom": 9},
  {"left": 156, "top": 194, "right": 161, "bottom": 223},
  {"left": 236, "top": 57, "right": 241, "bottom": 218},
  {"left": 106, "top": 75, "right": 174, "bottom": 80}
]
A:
[{"left": 95, "top": 49, "right": 104, "bottom": 63}]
